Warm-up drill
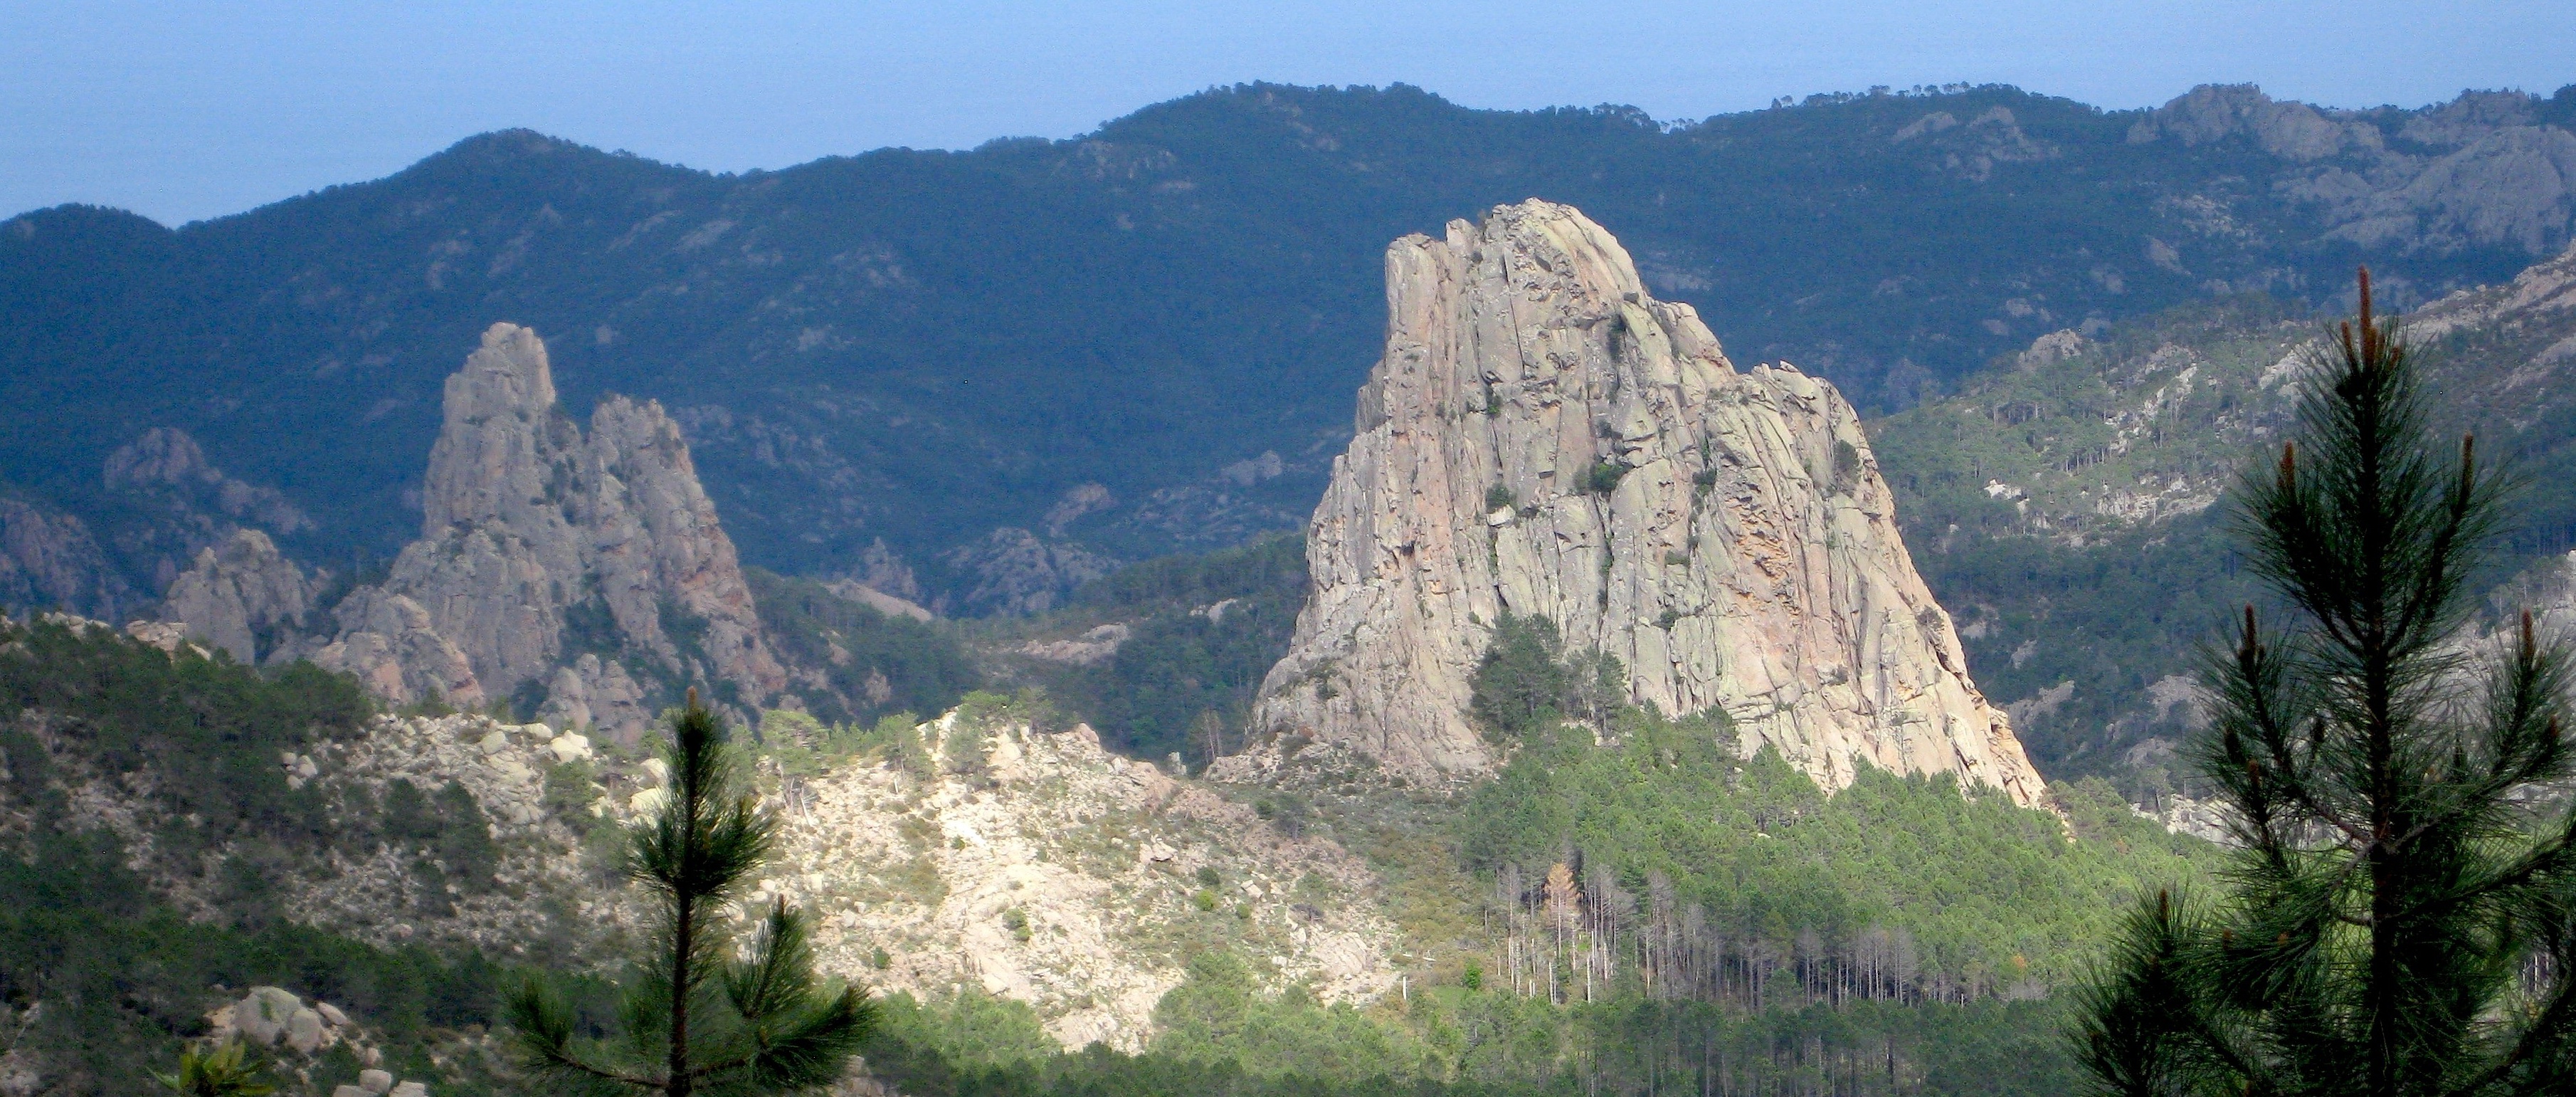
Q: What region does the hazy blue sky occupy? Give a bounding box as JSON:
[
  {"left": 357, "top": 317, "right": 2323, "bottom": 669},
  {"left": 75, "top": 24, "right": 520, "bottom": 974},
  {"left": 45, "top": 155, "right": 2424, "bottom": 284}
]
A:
[{"left": 6, "top": 1, "right": 2570, "bottom": 226}]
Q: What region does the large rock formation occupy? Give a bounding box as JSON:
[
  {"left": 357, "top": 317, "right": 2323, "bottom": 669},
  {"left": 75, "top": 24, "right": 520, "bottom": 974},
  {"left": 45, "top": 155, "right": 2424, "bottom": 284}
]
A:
[
  {"left": 1229, "top": 201, "right": 2044, "bottom": 806},
  {"left": 101, "top": 426, "right": 314, "bottom": 593},
  {"left": 172, "top": 322, "right": 792, "bottom": 737},
  {"left": 0, "top": 494, "right": 134, "bottom": 619},
  {"left": 155, "top": 529, "right": 327, "bottom": 663}
]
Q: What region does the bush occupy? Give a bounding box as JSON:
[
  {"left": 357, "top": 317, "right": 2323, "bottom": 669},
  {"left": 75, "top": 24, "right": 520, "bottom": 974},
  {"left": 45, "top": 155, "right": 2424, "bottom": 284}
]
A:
[{"left": 1585, "top": 461, "right": 1628, "bottom": 494}]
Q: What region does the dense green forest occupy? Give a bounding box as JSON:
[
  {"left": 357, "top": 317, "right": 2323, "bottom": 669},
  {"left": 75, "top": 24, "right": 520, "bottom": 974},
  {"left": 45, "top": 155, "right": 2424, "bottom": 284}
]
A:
[{"left": 6, "top": 83, "right": 2567, "bottom": 601}]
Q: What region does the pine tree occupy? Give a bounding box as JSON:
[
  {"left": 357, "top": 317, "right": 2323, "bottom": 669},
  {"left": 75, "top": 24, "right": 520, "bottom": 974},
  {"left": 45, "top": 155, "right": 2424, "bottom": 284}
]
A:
[
  {"left": 505, "top": 691, "right": 875, "bottom": 1096},
  {"left": 2074, "top": 271, "right": 2576, "bottom": 1095}
]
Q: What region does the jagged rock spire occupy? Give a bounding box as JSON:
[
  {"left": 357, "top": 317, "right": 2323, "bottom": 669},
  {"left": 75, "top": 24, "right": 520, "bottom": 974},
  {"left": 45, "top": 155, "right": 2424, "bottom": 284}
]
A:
[
  {"left": 150, "top": 322, "right": 788, "bottom": 740},
  {"left": 1223, "top": 200, "right": 2045, "bottom": 806}
]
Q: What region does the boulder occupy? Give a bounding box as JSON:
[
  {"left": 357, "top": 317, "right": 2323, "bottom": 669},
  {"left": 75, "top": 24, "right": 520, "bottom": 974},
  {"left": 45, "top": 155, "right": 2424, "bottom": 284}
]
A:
[
  {"left": 232, "top": 986, "right": 302, "bottom": 1046},
  {"left": 285, "top": 1007, "right": 324, "bottom": 1053}
]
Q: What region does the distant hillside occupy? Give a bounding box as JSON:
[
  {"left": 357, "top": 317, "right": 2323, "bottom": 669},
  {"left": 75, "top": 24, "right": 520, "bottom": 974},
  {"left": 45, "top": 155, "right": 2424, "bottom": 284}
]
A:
[
  {"left": 5, "top": 81, "right": 2573, "bottom": 609},
  {"left": 1871, "top": 238, "right": 2576, "bottom": 794}
]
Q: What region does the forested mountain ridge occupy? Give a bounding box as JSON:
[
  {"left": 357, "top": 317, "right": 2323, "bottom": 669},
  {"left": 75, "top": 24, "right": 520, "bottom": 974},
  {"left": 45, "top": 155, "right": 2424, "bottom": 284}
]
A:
[{"left": 6, "top": 80, "right": 2572, "bottom": 612}]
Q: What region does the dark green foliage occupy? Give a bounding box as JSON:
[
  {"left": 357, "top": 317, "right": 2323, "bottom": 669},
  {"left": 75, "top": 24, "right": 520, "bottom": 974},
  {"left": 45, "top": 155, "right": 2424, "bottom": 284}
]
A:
[
  {"left": 0, "top": 826, "right": 512, "bottom": 1097},
  {"left": 1020, "top": 535, "right": 1307, "bottom": 765},
  {"left": 745, "top": 567, "right": 980, "bottom": 725},
  {"left": 1072, "top": 533, "right": 1307, "bottom": 614},
  {"left": 2073, "top": 274, "right": 2576, "bottom": 1095},
  {"left": 505, "top": 696, "right": 875, "bottom": 1096},
  {"left": 376, "top": 777, "right": 501, "bottom": 901},
  {"left": 1460, "top": 709, "right": 2210, "bottom": 1002},
  {"left": 0, "top": 620, "right": 571, "bottom": 1096},
  {"left": 1466, "top": 612, "right": 1625, "bottom": 743},
  {"left": 1455, "top": 602, "right": 2211, "bottom": 1009},
  {"left": 1584, "top": 462, "right": 1627, "bottom": 495},
  {"left": 857, "top": 957, "right": 2091, "bottom": 1096},
  {"left": 1484, "top": 484, "right": 1516, "bottom": 512},
  {"left": 1830, "top": 439, "right": 1864, "bottom": 496},
  {"left": 153, "top": 1039, "right": 274, "bottom": 1097},
  {"left": 0, "top": 619, "right": 371, "bottom": 868},
  {"left": 1901, "top": 513, "right": 2262, "bottom": 789}
]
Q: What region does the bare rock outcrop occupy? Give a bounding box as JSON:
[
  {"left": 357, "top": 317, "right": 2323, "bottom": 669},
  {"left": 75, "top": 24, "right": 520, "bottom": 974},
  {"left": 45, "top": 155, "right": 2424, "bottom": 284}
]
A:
[
  {"left": 154, "top": 529, "right": 327, "bottom": 663},
  {"left": 280, "top": 323, "right": 782, "bottom": 736},
  {"left": 938, "top": 527, "right": 1115, "bottom": 616},
  {"left": 0, "top": 495, "right": 132, "bottom": 619},
  {"left": 2130, "top": 85, "right": 2576, "bottom": 258},
  {"left": 101, "top": 426, "right": 312, "bottom": 592},
  {"left": 1226, "top": 200, "right": 2044, "bottom": 806},
  {"left": 307, "top": 588, "right": 485, "bottom": 708},
  {"left": 765, "top": 707, "right": 1396, "bottom": 1050}
]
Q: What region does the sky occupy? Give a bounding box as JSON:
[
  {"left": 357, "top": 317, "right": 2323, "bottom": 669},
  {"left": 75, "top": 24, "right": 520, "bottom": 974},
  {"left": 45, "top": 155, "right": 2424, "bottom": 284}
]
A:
[{"left": 5, "top": 0, "right": 2572, "bottom": 226}]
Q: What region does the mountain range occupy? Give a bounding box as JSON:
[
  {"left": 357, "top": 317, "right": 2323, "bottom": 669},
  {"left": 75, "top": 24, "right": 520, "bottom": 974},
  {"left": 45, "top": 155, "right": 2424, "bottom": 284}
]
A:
[{"left": 6, "top": 80, "right": 2573, "bottom": 615}]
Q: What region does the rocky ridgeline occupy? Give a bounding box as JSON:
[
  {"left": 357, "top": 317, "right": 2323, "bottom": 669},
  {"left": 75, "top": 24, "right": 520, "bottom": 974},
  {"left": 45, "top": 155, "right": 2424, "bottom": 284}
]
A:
[
  {"left": 1224, "top": 200, "right": 2045, "bottom": 806},
  {"left": 157, "top": 322, "right": 785, "bottom": 741},
  {"left": 278, "top": 709, "right": 634, "bottom": 955},
  {"left": 761, "top": 708, "right": 1397, "bottom": 1050},
  {"left": 13, "top": 625, "right": 629, "bottom": 960}
]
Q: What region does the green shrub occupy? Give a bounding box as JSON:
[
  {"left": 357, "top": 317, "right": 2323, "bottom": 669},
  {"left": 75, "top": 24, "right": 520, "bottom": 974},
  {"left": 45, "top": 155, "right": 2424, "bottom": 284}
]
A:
[
  {"left": 1585, "top": 461, "right": 1627, "bottom": 494},
  {"left": 1484, "top": 483, "right": 1516, "bottom": 511}
]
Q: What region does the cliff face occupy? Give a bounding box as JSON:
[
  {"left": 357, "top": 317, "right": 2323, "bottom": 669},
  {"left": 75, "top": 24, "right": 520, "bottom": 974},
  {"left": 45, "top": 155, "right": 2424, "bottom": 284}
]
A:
[
  {"left": 152, "top": 323, "right": 783, "bottom": 739},
  {"left": 1231, "top": 201, "right": 2044, "bottom": 806},
  {"left": 155, "top": 530, "right": 326, "bottom": 663},
  {"left": 0, "top": 495, "right": 132, "bottom": 619}
]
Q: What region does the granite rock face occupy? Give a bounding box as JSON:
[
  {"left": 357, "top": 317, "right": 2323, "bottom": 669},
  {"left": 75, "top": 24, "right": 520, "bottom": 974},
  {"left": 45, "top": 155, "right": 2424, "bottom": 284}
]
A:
[
  {"left": 769, "top": 708, "right": 1396, "bottom": 1051},
  {"left": 0, "top": 496, "right": 132, "bottom": 619},
  {"left": 101, "top": 426, "right": 313, "bottom": 593},
  {"left": 285, "top": 323, "right": 781, "bottom": 735},
  {"left": 155, "top": 529, "right": 326, "bottom": 663},
  {"left": 2131, "top": 85, "right": 2576, "bottom": 259},
  {"left": 938, "top": 526, "right": 1116, "bottom": 616},
  {"left": 1227, "top": 201, "right": 2044, "bottom": 806}
]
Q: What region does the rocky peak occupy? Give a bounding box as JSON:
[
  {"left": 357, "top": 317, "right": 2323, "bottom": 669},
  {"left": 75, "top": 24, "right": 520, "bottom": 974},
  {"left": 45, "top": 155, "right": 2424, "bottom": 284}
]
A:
[
  {"left": 421, "top": 322, "right": 569, "bottom": 536},
  {"left": 1223, "top": 200, "right": 2045, "bottom": 806},
  {"left": 159, "top": 322, "right": 791, "bottom": 739},
  {"left": 156, "top": 529, "right": 327, "bottom": 663},
  {"left": 0, "top": 495, "right": 133, "bottom": 619}
]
